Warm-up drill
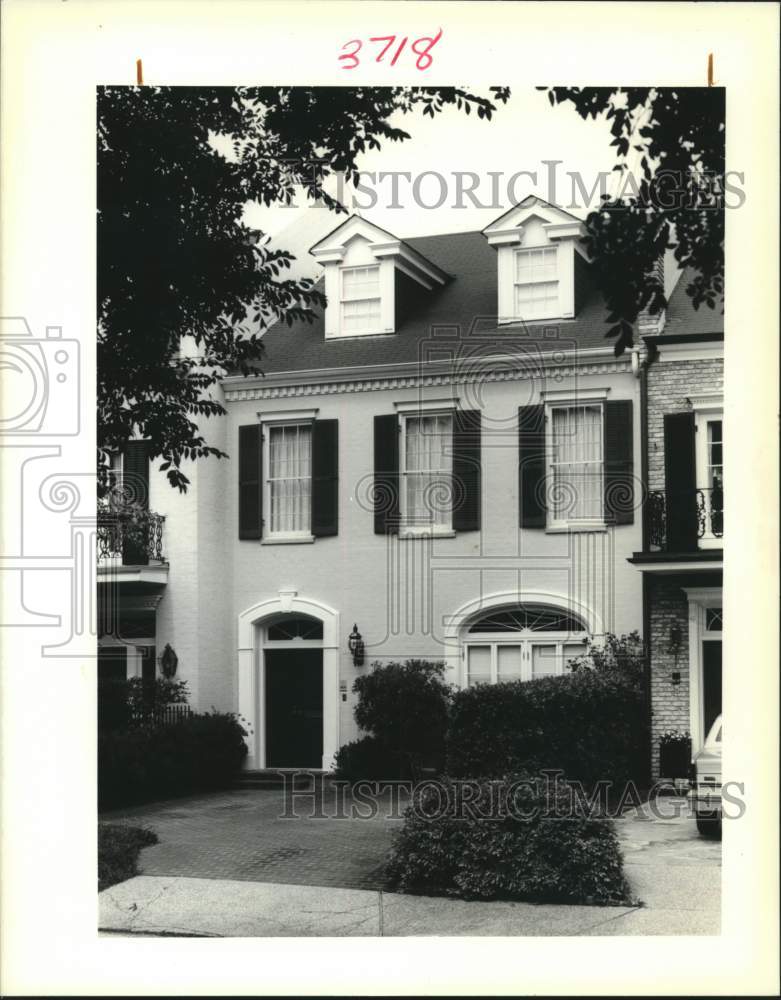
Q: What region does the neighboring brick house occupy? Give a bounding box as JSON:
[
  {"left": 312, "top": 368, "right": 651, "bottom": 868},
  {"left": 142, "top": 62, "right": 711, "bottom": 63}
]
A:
[
  {"left": 97, "top": 195, "right": 720, "bottom": 778},
  {"left": 629, "top": 270, "right": 724, "bottom": 777}
]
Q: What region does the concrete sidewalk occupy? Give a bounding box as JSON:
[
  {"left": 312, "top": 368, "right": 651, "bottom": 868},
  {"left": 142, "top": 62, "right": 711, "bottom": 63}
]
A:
[
  {"left": 99, "top": 796, "right": 720, "bottom": 937},
  {"left": 99, "top": 873, "right": 718, "bottom": 937}
]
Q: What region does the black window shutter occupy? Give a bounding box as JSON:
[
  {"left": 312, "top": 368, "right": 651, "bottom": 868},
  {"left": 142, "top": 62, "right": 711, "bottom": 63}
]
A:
[
  {"left": 122, "top": 440, "right": 149, "bottom": 509},
  {"left": 518, "top": 404, "right": 546, "bottom": 528},
  {"left": 238, "top": 424, "right": 262, "bottom": 540},
  {"left": 604, "top": 400, "right": 634, "bottom": 525},
  {"left": 373, "top": 414, "right": 399, "bottom": 534},
  {"left": 452, "top": 410, "right": 481, "bottom": 532},
  {"left": 663, "top": 412, "right": 698, "bottom": 551},
  {"left": 312, "top": 419, "right": 338, "bottom": 537},
  {"left": 121, "top": 440, "right": 150, "bottom": 565}
]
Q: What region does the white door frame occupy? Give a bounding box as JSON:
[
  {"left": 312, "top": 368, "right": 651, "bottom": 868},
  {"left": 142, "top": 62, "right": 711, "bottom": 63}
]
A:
[
  {"left": 682, "top": 586, "right": 722, "bottom": 751},
  {"left": 237, "top": 591, "right": 340, "bottom": 771}
]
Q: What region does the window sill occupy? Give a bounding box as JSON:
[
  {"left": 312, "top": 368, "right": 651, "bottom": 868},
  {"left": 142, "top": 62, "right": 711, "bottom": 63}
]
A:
[
  {"left": 545, "top": 522, "right": 608, "bottom": 534},
  {"left": 261, "top": 534, "right": 316, "bottom": 545},
  {"left": 398, "top": 529, "right": 456, "bottom": 540},
  {"left": 698, "top": 536, "right": 724, "bottom": 550}
]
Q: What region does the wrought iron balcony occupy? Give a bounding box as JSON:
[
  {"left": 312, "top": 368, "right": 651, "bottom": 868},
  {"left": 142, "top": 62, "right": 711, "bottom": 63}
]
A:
[
  {"left": 646, "top": 487, "right": 723, "bottom": 552},
  {"left": 97, "top": 501, "right": 166, "bottom": 566}
]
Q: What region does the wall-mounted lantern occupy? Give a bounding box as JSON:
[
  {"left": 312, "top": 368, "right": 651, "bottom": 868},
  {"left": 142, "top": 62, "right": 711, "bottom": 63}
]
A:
[
  {"left": 160, "top": 643, "right": 178, "bottom": 678},
  {"left": 348, "top": 624, "right": 365, "bottom": 667}
]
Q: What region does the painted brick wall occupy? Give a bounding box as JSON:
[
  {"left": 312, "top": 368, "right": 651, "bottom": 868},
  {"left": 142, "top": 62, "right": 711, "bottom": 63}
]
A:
[
  {"left": 646, "top": 357, "right": 724, "bottom": 492},
  {"left": 150, "top": 381, "right": 232, "bottom": 713},
  {"left": 227, "top": 364, "right": 645, "bottom": 753},
  {"left": 645, "top": 354, "right": 723, "bottom": 778}
]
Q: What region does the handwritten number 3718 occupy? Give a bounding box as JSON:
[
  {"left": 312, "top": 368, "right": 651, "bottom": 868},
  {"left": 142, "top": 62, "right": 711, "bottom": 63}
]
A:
[{"left": 339, "top": 29, "right": 442, "bottom": 71}]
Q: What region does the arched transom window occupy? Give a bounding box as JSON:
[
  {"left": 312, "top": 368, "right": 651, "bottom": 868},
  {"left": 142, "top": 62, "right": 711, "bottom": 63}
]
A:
[
  {"left": 265, "top": 614, "right": 323, "bottom": 643},
  {"left": 464, "top": 604, "right": 588, "bottom": 686}
]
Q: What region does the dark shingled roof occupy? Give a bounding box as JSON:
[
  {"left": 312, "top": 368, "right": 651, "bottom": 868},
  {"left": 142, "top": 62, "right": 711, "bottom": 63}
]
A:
[
  {"left": 661, "top": 267, "right": 724, "bottom": 337},
  {"left": 257, "top": 232, "right": 723, "bottom": 374}
]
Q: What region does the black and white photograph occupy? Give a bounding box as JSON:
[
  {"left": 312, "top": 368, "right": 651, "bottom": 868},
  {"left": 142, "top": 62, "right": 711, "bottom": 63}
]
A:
[{"left": 0, "top": 2, "right": 778, "bottom": 996}]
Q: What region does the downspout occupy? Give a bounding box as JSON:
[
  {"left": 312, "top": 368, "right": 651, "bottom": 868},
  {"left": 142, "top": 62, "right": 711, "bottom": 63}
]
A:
[{"left": 632, "top": 340, "right": 654, "bottom": 785}]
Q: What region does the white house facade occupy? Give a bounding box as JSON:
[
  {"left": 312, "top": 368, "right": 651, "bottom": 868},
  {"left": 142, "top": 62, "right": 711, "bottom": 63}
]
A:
[{"left": 96, "top": 196, "right": 720, "bottom": 776}]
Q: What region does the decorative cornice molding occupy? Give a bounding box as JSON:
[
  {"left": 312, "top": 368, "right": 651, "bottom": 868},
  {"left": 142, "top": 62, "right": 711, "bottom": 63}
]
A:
[{"left": 224, "top": 355, "right": 633, "bottom": 402}]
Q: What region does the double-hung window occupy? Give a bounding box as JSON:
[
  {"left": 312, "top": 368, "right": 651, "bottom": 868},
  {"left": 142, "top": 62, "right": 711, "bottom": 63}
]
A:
[
  {"left": 340, "top": 265, "right": 381, "bottom": 336},
  {"left": 401, "top": 412, "right": 453, "bottom": 532},
  {"left": 266, "top": 423, "right": 312, "bottom": 538},
  {"left": 694, "top": 409, "right": 724, "bottom": 544},
  {"left": 547, "top": 402, "right": 604, "bottom": 525},
  {"left": 514, "top": 247, "right": 559, "bottom": 320}
]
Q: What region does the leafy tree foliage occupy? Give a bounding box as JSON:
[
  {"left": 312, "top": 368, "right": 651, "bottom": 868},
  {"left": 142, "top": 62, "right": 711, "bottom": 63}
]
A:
[
  {"left": 98, "top": 86, "right": 509, "bottom": 492},
  {"left": 542, "top": 87, "right": 725, "bottom": 354}
]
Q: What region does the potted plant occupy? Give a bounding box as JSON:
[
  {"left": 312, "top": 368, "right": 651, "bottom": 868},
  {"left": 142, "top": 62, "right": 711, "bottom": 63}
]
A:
[{"left": 659, "top": 729, "right": 692, "bottom": 782}]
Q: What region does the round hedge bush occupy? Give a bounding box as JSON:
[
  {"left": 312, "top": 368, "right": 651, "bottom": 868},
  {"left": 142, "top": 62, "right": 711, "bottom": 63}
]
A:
[{"left": 385, "top": 773, "right": 630, "bottom": 904}]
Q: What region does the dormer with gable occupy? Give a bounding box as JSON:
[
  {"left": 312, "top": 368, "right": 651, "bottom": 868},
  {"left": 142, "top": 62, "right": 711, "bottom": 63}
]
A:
[
  {"left": 310, "top": 216, "right": 449, "bottom": 339},
  {"left": 482, "top": 195, "right": 591, "bottom": 324}
]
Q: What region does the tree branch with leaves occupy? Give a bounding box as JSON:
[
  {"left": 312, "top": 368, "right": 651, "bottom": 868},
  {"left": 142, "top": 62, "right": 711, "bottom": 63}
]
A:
[
  {"left": 98, "top": 85, "right": 510, "bottom": 492},
  {"left": 542, "top": 86, "right": 725, "bottom": 354}
]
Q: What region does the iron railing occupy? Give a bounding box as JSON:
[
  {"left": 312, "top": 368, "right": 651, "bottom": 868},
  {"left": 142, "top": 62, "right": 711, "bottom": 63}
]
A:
[
  {"left": 647, "top": 487, "right": 724, "bottom": 551},
  {"left": 97, "top": 503, "right": 166, "bottom": 565}
]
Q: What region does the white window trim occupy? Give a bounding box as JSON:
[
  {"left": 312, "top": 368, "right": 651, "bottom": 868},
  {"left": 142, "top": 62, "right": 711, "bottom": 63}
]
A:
[
  {"left": 693, "top": 404, "right": 724, "bottom": 549},
  {"left": 544, "top": 400, "right": 606, "bottom": 531},
  {"left": 464, "top": 633, "right": 588, "bottom": 686},
  {"left": 682, "top": 587, "right": 722, "bottom": 753},
  {"left": 322, "top": 255, "right": 396, "bottom": 339},
  {"left": 339, "top": 264, "right": 382, "bottom": 337},
  {"left": 496, "top": 240, "right": 576, "bottom": 325},
  {"left": 512, "top": 244, "right": 560, "bottom": 322},
  {"left": 261, "top": 417, "right": 315, "bottom": 543},
  {"left": 394, "top": 396, "right": 460, "bottom": 414},
  {"left": 398, "top": 408, "right": 455, "bottom": 537}
]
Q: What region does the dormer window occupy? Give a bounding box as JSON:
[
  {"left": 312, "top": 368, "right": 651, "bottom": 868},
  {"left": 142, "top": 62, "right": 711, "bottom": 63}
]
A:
[
  {"left": 483, "top": 195, "right": 591, "bottom": 325},
  {"left": 340, "top": 265, "right": 381, "bottom": 335},
  {"left": 310, "top": 215, "right": 448, "bottom": 340},
  {"left": 514, "top": 247, "right": 559, "bottom": 320}
]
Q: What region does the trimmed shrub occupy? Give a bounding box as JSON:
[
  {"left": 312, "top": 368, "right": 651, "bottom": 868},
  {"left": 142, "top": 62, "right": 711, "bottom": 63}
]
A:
[
  {"left": 338, "top": 659, "right": 452, "bottom": 780},
  {"left": 333, "top": 736, "right": 410, "bottom": 782},
  {"left": 447, "top": 635, "right": 647, "bottom": 787},
  {"left": 385, "top": 774, "right": 630, "bottom": 904},
  {"left": 99, "top": 711, "right": 248, "bottom": 809},
  {"left": 98, "top": 823, "right": 159, "bottom": 892}
]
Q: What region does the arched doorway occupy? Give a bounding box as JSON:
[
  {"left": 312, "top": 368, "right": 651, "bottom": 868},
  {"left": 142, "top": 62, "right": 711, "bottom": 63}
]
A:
[{"left": 237, "top": 593, "right": 340, "bottom": 770}]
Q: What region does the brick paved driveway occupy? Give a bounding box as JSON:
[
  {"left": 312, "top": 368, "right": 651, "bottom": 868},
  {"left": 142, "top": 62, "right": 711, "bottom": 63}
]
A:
[
  {"left": 102, "top": 786, "right": 720, "bottom": 916},
  {"left": 101, "top": 784, "right": 404, "bottom": 890}
]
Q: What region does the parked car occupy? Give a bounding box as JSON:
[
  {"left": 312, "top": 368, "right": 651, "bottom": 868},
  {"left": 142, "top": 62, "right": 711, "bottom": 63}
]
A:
[{"left": 688, "top": 714, "right": 722, "bottom": 837}]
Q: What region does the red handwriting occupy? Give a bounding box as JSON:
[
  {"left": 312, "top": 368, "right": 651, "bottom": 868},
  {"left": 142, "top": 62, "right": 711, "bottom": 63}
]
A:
[{"left": 339, "top": 29, "right": 442, "bottom": 71}]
